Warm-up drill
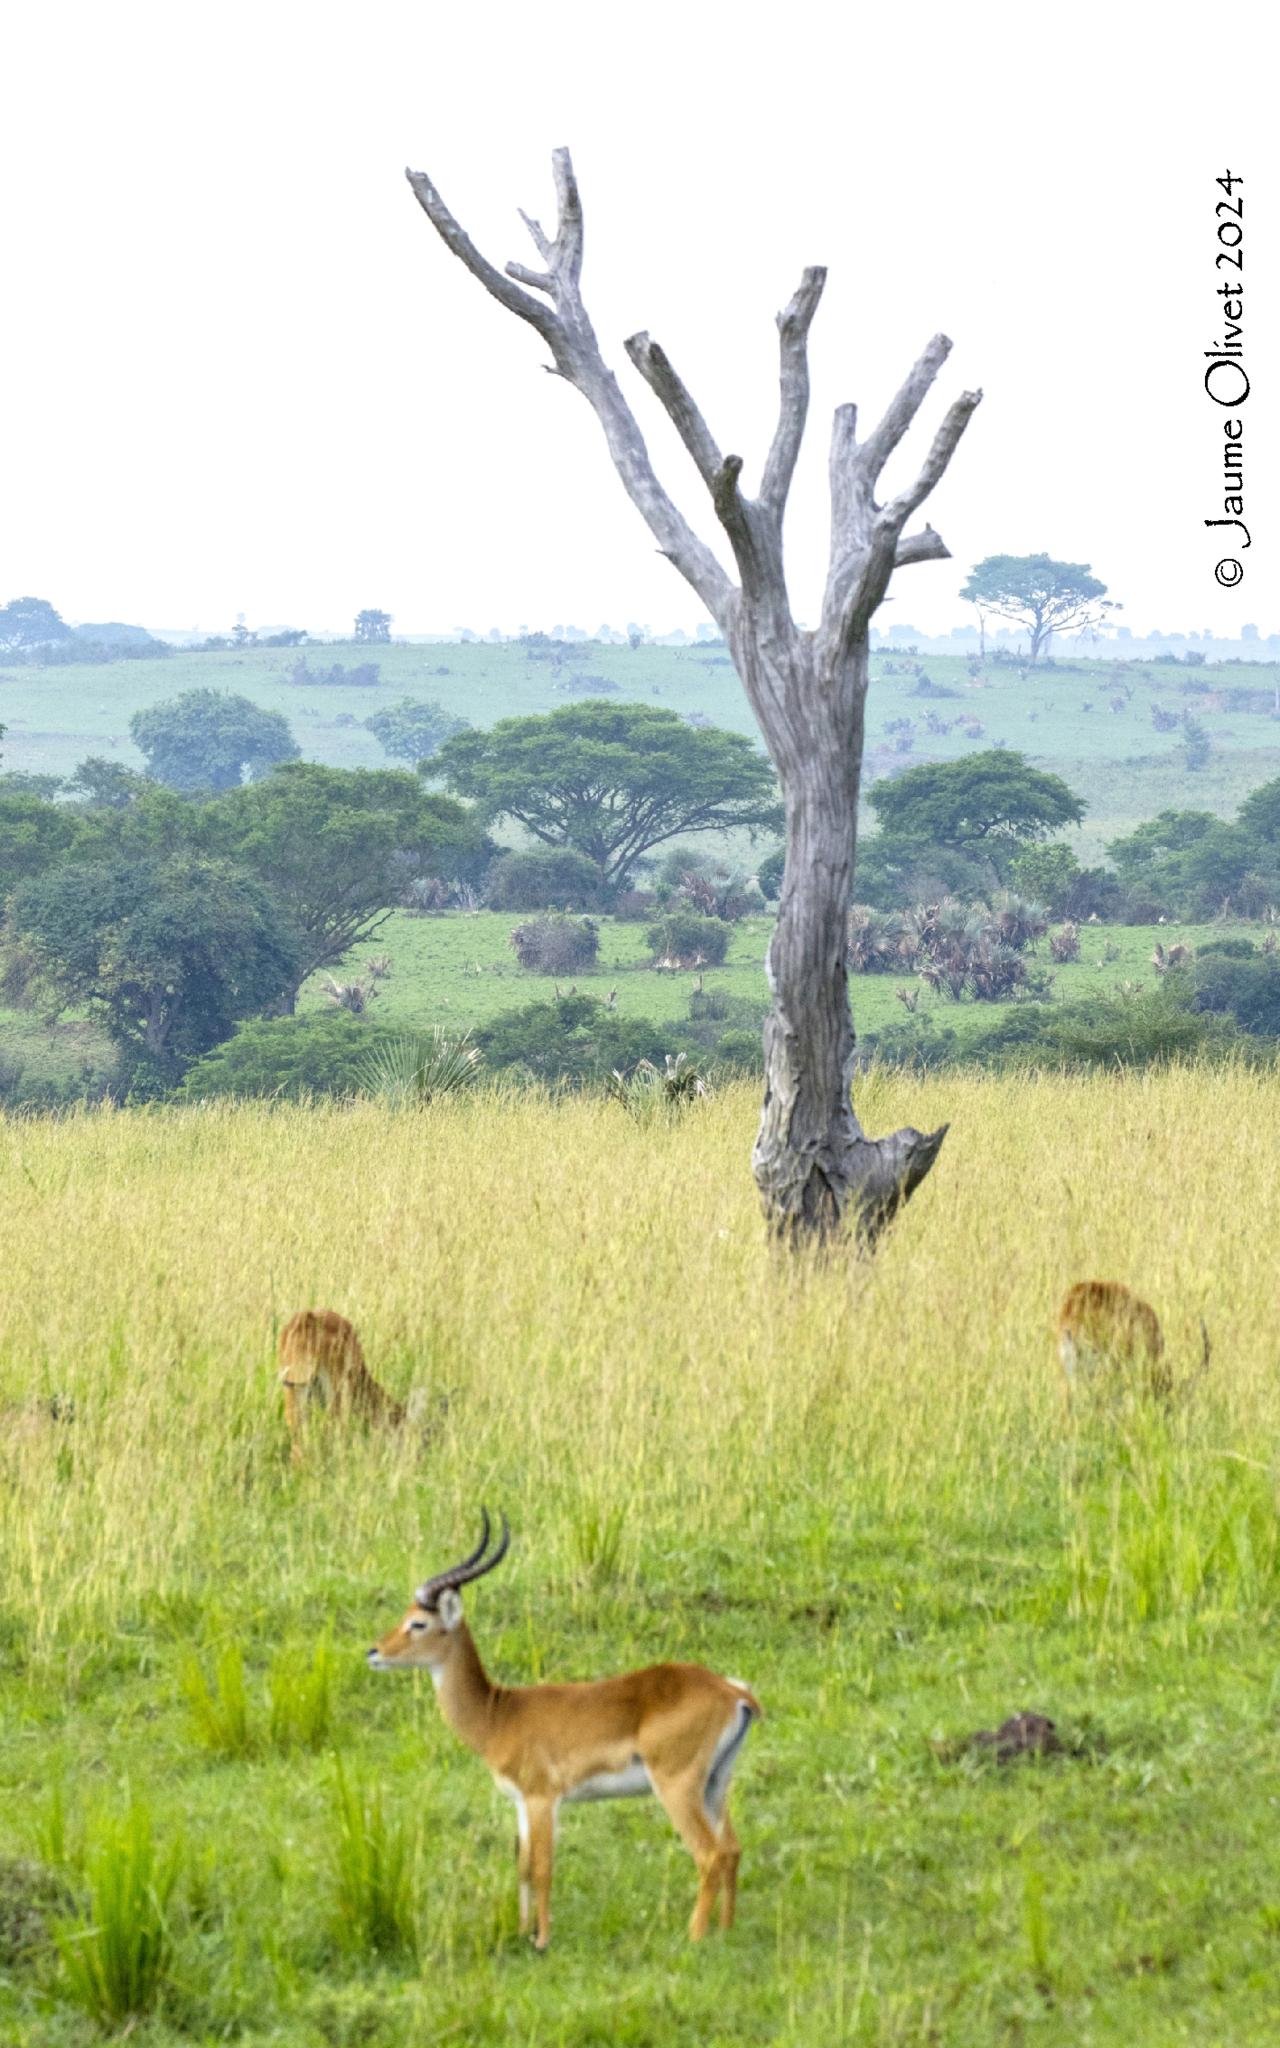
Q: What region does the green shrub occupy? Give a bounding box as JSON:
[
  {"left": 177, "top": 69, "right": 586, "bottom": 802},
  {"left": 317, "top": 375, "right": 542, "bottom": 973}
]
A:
[
  {"left": 858, "top": 1015, "right": 962, "bottom": 1071},
  {"left": 683, "top": 987, "right": 766, "bottom": 1068},
  {"left": 477, "top": 994, "right": 674, "bottom": 1086},
  {"left": 485, "top": 848, "right": 604, "bottom": 911},
  {"left": 653, "top": 844, "right": 719, "bottom": 894},
  {"left": 178, "top": 1012, "right": 399, "bottom": 1103},
  {"left": 611, "top": 888, "right": 656, "bottom": 920},
  {"left": 1192, "top": 953, "right": 1280, "bottom": 1036},
  {"left": 756, "top": 846, "right": 784, "bottom": 899},
  {"left": 509, "top": 914, "right": 600, "bottom": 975},
  {"left": 1011, "top": 982, "right": 1230, "bottom": 1068},
  {"left": 1196, "top": 937, "right": 1257, "bottom": 961},
  {"left": 712, "top": 1028, "right": 764, "bottom": 1073},
  {"left": 1007, "top": 841, "right": 1082, "bottom": 916},
  {"left": 644, "top": 911, "right": 731, "bottom": 967}
]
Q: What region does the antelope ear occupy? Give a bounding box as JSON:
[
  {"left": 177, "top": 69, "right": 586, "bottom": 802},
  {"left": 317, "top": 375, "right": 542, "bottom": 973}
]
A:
[{"left": 437, "top": 1587, "right": 463, "bottom": 1631}]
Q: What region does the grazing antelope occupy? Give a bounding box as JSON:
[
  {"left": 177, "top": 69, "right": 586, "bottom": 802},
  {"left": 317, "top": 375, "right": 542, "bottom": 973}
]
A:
[
  {"left": 1056, "top": 1281, "right": 1210, "bottom": 1403},
  {"left": 368, "top": 1511, "right": 761, "bottom": 1950},
  {"left": 0, "top": 1393, "right": 75, "bottom": 1446},
  {"left": 276, "top": 1310, "right": 423, "bottom": 1462}
]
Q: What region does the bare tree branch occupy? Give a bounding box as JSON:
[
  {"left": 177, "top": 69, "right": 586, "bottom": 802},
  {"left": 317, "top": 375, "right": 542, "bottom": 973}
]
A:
[
  {"left": 878, "top": 388, "right": 983, "bottom": 533},
  {"left": 856, "top": 334, "right": 954, "bottom": 483},
  {"left": 623, "top": 338, "right": 761, "bottom": 583},
  {"left": 894, "top": 525, "right": 951, "bottom": 568},
  {"left": 826, "top": 402, "right": 867, "bottom": 566},
  {"left": 404, "top": 154, "right": 736, "bottom": 625},
  {"left": 713, "top": 454, "right": 746, "bottom": 516},
  {"left": 405, "top": 169, "right": 555, "bottom": 340},
  {"left": 759, "top": 267, "right": 827, "bottom": 520},
  {"left": 517, "top": 208, "right": 554, "bottom": 262},
  {"left": 623, "top": 333, "right": 724, "bottom": 489},
  {"left": 549, "top": 146, "right": 584, "bottom": 290},
  {"left": 505, "top": 261, "right": 555, "bottom": 294}
]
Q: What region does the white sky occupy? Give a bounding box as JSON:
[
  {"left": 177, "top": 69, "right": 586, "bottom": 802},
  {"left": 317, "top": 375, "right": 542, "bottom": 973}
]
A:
[{"left": 2, "top": 1, "right": 1275, "bottom": 640}]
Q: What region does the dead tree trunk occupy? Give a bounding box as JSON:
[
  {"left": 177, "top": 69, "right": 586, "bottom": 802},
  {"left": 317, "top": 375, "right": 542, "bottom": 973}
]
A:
[{"left": 406, "top": 149, "right": 981, "bottom": 1244}]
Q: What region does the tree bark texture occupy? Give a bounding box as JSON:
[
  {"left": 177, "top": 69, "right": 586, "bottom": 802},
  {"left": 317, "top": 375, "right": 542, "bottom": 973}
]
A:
[{"left": 405, "top": 150, "right": 981, "bottom": 1244}]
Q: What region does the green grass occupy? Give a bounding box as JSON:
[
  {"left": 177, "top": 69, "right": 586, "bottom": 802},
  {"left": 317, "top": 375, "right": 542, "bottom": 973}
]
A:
[
  {"left": 0, "top": 905, "right": 1257, "bottom": 1099},
  {"left": 302, "top": 906, "right": 1250, "bottom": 1054},
  {"left": 2, "top": 1075, "right": 1280, "bottom": 2041},
  {"left": 53, "top": 1800, "right": 181, "bottom": 2030}
]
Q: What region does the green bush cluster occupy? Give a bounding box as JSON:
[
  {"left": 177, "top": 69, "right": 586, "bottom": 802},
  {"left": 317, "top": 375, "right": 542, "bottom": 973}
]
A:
[
  {"left": 862, "top": 977, "right": 1241, "bottom": 1073},
  {"left": 644, "top": 910, "right": 731, "bottom": 967},
  {"left": 485, "top": 847, "right": 605, "bottom": 911}
]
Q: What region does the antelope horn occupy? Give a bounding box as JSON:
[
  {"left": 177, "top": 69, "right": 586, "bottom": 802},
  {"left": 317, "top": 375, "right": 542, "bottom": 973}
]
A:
[{"left": 414, "top": 1509, "right": 511, "bottom": 1610}]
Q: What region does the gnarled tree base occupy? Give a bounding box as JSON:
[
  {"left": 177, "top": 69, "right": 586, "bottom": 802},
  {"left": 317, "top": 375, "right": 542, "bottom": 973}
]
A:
[{"left": 754, "top": 1120, "right": 949, "bottom": 1248}]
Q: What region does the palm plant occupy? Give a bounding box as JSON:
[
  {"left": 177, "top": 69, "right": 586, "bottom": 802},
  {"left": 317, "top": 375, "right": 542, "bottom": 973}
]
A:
[
  {"left": 606, "top": 1053, "right": 710, "bottom": 1119},
  {"left": 846, "top": 906, "right": 908, "bottom": 973},
  {"left": 966, "top": 936, "right": 1028, "bottom": 1000},
  {"left": 321, "top": 976, "right": 376, "bottom": 1015},
  {"left": 356, "top": 1030, "right": 483, "bottom": 1107},
  {"left": 989, "top": 890, "right": 1048, "bottom": 951}
]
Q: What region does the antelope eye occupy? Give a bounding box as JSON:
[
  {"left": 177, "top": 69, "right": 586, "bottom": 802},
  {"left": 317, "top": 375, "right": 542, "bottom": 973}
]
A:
[{"left": 407, "top": 1618, "right": 428, "bottom": 1633}]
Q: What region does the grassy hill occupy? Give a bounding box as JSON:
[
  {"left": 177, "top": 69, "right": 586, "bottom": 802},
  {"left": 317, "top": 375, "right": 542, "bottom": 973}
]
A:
[
  {"left": 4, "top": 640, "right": 1280, "bottom": 860},
  {"left": 1, "top": 1075, "right": 1278, "bottom": 2042}
]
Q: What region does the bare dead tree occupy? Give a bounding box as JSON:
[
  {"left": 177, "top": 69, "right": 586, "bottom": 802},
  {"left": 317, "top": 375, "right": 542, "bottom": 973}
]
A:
[{"left": 406, "top": 149, "right": 981, "bottom": 1244}]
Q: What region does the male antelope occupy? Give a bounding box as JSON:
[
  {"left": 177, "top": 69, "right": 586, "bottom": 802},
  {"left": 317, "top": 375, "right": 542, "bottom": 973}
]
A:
[
  {"left": 1056, "top": 1281, "right": 1210, "bottom": 1403},
  {"left": 277, "top": 1309, "right": 417, "bottom": 1462},
  {"left": 368, "top": 1511, "right": 761, "bottom": 1949}
]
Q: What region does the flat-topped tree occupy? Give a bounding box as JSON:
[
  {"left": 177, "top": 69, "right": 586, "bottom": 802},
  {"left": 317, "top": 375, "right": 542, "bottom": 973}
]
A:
[{"left": 406, "top": 149, "right": 981, "bottom": 1244}]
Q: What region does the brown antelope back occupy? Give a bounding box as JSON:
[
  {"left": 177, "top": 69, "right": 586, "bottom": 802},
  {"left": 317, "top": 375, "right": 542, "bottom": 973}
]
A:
[{"left": 1056, "top": 1280, "right": 1171, "bottom": 1400}]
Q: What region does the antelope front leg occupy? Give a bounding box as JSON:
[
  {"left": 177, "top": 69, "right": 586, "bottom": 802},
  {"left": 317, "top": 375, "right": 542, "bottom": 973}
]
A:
[
  {"left": 525, "top": 1797, "right": 557, "bottom": 1951},
  {"left": 514, "top": 1801, "right": 533, "bottom": 1937},
  {"left": 282, "top": 1385, "right": 305, "bottom": 1466}
]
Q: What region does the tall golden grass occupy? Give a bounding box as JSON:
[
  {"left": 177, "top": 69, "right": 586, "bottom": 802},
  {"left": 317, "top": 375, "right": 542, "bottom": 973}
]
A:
[{"left": 1, "top": 1067, "right": 1276, "bottom": 1660}]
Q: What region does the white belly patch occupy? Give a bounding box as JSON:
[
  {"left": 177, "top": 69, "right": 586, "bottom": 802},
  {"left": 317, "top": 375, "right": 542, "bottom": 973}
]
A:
[{"left": 563, "top": 1761, "right": 652, "bottom": 1803}]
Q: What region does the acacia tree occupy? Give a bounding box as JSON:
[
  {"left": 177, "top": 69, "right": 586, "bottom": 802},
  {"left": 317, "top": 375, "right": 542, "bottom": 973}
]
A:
[
  {"left": 869, "top": 751, "right": 1085, "bottom": 885},
  {"left": 960, "top": 555, "right": 1116, "bottom": 661},
  {"left": 407, "top": 150, "right": 980, "bottom": 1241},
  {"left": 436, "top": 701, "right": 780, "bottom": 888}
]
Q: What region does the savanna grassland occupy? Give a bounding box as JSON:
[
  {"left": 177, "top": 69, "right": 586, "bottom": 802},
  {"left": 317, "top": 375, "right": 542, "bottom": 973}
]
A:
[
  {"left": 3, "top": 1073, "right": 1280, "bottom": 2044},
  {"left": 1, "top": 905, "right": 1251, "bottom": 1102},
  {"left": 298, "top": 907, "right": 1233, "bottom": 1044},
  {"left": 5, "top": 640, "right": 1280, "bottom": 860},
  {"left": 4, "top": 636, "right": 1279, "bottom": 1097}
]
